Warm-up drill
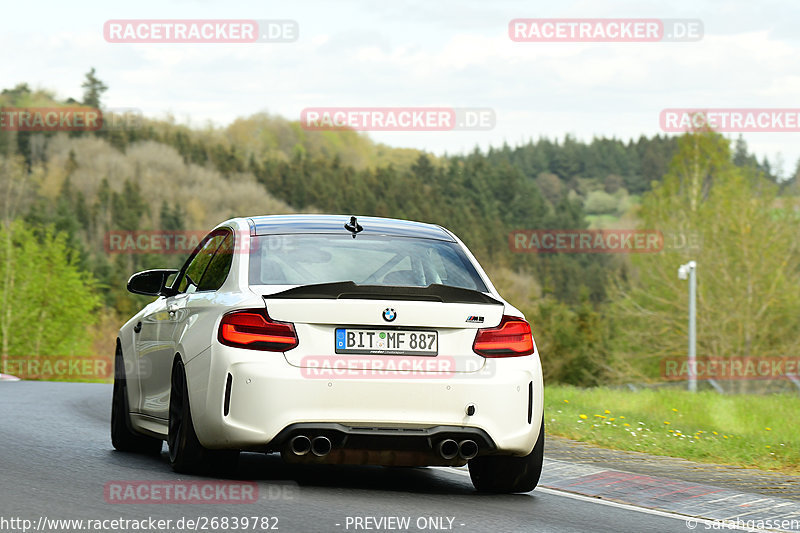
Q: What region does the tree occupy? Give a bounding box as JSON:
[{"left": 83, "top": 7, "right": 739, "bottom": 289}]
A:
[
  {"left": 81, "top": 67, "right": 108, "bottom": 109},
  {"left": 0, "top": 222, "right": 99, "bottom": 359},
  {"left": 0, "top": 154, "right": 99, "bottom": 365},
  {"left": 535, "top": 172, "right": 562, "bottom": 206},
  {"left": 112, "top": 179, "right": 149, "bottom": 231},
  {"left": 0, "top": 83, "right": 32, "bottom": 103},
  {"left": 610, "top": 131, "right": 800, "bottom": 388},
  {"left": 0, "top": 155, "right": 31, "bottom": 368},
  {"left": 603, "top": 174, "right": 623, "bottom": 194},
  {"left": 160, "top": 200, "right": 186, "bottom": 230},
  {"left": 780, "top": 157, "right": 800, "bottom": 196}
]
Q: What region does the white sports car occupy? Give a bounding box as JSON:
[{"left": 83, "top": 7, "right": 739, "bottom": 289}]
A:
[{"left": 112, "top": 214, "right": 545, "bottom": 493}]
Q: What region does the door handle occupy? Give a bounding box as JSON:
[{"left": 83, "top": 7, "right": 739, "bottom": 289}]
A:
[{"left": 133, "top": 321, "right": 142, "bottom": 333}]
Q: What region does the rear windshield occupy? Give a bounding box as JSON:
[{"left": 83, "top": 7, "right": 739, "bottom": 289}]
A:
[{"left": 248, "top": 234, "right": 487, "bottom": 291}]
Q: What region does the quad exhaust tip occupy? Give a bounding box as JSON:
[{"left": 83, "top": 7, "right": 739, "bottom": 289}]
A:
[
  {"left": 311, "top": 436, "right": 332, "bottom": 457},
  {"left": 458, "top": 439, "right": 479, "bottom": 460},
  {"left": 293, "top": 434, "right": 474, "bottom": 460},
  {"left": 289, "top": 435, "right": 312, "bottom": 456},
  {"left": 437, "top": 439, "right": 459, "bottom": 460}
]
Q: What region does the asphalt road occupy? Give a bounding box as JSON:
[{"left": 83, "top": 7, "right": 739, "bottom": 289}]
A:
[{"left": 0, "top": 382, "right": 693, "bottom": 533}]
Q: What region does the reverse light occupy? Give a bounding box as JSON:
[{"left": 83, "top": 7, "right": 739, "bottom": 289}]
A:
[
  {"left": 472, "top": 315, "right": 534, "bottom": 358},
  {"left": 218, "top": 309, "right": 298, "bottom": 351}
]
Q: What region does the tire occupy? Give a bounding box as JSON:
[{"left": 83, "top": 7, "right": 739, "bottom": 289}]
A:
[
  {"left": 468, "top": 417, "right": 545, "bottom": 493},
  {"left": 111, "top": 345, "right": 163, "bottom": 454},
  {"left": 168, "top": 358, "right": 238, "bottom": 474}
]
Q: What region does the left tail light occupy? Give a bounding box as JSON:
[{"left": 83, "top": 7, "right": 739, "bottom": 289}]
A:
[
  {"left": 472, "top": 315, "right": 535, "bottom": 357},
  {"left": 218, "top": 309, "right": 298, "bottom": 352}
]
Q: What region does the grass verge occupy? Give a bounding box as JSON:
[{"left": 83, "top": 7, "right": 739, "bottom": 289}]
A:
[{"left": 545, "top": 385, "right": 800, "bottom": 473}]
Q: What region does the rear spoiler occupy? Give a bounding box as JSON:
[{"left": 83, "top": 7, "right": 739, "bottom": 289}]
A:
[{"left": 264, "top": 281, "right": 502, "bottom": 305}]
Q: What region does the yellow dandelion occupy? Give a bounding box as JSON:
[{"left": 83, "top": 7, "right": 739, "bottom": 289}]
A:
[
  {"left": 723, "top": 435, "right": 728, "bottom": 439},
  {"left": 604, "top": 410, "right": 611, "bottom": 414},
  {"left": 766, "top": 445, "right": 771, "bottom": 448},
  {"left": 623, "top": 423, "right": 630, "bottom": 427},
  {"left": 672, "top": 408, "right": 678, "bottom": 412},
  {"left": 564, "top": 399, "right": 569, "bottom": 403},
  {"left": 609, "top": 418, "right": 615, "bottom": 421},
  {"left": 765, "top": 427, "right": 772, "bottom": 431},
  {"left": 664, "top": 421, "right": 671, "bottom": 425},
  {"left": 619, "top": 416, "right": 625, "bottom": 419},
  {"left": 712, "top": 431, "right": 718, "bottom": 435},
  {"left": 579, "top": 414, "right": 587, "bottom": 419}
]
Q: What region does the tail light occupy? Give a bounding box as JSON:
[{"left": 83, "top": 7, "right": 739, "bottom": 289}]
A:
[
  {"left": 472, "top": 315, "right": 534, "bottom": 358},
  {"left": 218, "top": 309, "right": 298, "bottom": 352}
]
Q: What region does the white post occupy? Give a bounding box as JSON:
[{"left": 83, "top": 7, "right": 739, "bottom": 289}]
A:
[{"left": 678, "top": 261, "right": 697, "bottom": 392}]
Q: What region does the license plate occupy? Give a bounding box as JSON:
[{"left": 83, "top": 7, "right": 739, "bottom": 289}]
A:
[{"left": 335, "top": 328, "right": 438, "bottom": 356}]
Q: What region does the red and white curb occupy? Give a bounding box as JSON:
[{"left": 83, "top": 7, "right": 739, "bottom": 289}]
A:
[{"left": 0, "top": 373, "right": 21, "bottom": 381}]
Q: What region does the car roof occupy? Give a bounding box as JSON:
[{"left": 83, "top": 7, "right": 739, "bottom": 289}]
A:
[{"left": 246, "top": 214, "right": 455, "bottom": 242}]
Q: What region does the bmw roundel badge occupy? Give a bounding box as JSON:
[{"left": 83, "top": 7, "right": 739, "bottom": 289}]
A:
[{"left": 382, "top": 308, "right": 396, "bottom": 322}]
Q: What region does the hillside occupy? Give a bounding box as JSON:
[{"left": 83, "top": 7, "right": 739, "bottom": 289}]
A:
[{"left": 2, "top": 74, "right": 793, "bottom": 387}]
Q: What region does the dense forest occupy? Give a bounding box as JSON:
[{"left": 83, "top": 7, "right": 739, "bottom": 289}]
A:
[{"left": 2, "top": 70, "right": 797, "bottom": 386}]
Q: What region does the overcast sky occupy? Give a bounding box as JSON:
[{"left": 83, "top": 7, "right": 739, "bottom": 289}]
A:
[{"left": 4, "top": 0, "right": 800, "bottom": 176}]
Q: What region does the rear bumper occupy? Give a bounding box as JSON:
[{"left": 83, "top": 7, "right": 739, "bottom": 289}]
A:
[
  {"left": 184, "top": 343, "right": 544, "bottom": 459},
  {"left": 271, "top": 423, "right": 497, "bottom": 466}
]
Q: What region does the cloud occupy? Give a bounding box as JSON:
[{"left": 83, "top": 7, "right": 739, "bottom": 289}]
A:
[{"left": 3, "top": 0, "right": 799, "bottom": 173}]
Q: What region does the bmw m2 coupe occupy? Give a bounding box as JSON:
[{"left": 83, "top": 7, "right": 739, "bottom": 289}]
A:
[{"left": 112, "top": 215, "right": 544, "bottom": 493}]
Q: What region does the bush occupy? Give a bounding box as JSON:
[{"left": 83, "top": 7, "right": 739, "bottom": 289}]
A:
[
  {"left": 532, "top": 297, "right": 612, "bottom": 386},
  {"left": 584, "top": 190, "right": 619, "bottom": 215}
]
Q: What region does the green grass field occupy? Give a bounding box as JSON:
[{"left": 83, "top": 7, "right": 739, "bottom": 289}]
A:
[{"left": 545, "top": 385, "right": 800, "bottom": 473}]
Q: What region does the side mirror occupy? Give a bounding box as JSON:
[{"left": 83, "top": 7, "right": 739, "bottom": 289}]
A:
[{"left": 127, "top": 269, "right": 180, "bottom": 296}]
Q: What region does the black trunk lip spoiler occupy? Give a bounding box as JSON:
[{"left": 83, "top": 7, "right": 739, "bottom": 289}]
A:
[{"left": 262, "top": 281, "right": 502, "bottom": 305}]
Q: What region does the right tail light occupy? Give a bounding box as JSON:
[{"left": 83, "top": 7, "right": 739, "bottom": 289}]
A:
[{"left": 472, "top": 315, "right": 534, "bottom": 358}]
